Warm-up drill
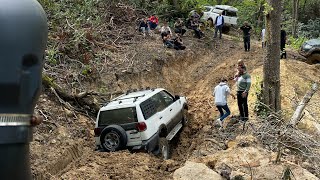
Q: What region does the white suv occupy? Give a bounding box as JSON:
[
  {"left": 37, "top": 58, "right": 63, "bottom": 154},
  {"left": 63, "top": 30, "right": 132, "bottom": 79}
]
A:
[
  {"left": 94, "top": 88, "right": 188, "bottom": 159},
  {"left": 201, "top": 5, "right": 238, "bottom": 26}
]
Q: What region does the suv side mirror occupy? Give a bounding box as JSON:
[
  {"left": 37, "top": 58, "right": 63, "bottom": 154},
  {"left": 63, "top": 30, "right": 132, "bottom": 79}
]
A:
[{"left": 174, "top": 95, "right": 180, "bottom": 101}]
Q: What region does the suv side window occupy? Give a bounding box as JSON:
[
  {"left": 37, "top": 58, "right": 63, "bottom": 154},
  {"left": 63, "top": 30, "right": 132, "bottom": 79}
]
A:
[
  {"left": 140, "top": 98, "right": 157, "bottom": 120},
  {"left": 151, "top": 92, "right": 167, "bottom": 112},
  {"left": 140, "top": 91, "right": 175, "bottom": 120},
  {"left": 204, "top": 7, "right": 211, "bottom": 12},
  {"left": 225, "top": 11, "right": 237, "bottom": 17},
  {"left": 159, "top": 91, "right": 174, "bottom": 107}
]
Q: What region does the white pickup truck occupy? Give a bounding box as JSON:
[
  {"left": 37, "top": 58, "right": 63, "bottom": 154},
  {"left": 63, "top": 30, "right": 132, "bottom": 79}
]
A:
[{"left": 201, "top": 5, "right": 238, "bottom": 26}]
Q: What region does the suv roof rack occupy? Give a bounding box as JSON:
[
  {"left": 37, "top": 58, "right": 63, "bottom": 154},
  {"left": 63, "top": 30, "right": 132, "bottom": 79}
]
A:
[{"left": 117, "top": 94, "right": 146, "bottom": 102}]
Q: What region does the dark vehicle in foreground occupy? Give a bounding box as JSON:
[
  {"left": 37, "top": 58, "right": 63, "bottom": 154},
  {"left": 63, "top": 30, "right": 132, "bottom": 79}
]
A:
[{"left": 299, "top": 39, "right": 320, "bottom": 64}]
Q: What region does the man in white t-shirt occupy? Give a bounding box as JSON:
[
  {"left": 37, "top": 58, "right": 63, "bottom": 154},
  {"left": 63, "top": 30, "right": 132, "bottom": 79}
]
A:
[
  {"left": 213, "top": 78, "right": 235, "bottom": 128},
  {"left": 261, "top": 28, "right": 266, "bottom": 48}
]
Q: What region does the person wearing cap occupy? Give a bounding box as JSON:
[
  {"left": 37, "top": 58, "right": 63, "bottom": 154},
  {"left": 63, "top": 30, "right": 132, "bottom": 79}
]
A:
[
  {"left": 236, "top": 65, "right": 251, "bottom": 121},
  {"left": 240, "top": 21, "right": 252, "bottom": 51},
  {"left": 213, "top": 78, "right": 235, "bottom": 129}
]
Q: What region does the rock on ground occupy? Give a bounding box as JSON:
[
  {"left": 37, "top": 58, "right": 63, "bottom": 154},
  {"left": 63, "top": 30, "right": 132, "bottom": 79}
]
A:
[{"left": 173, "top": 161, "right": 223, "bottom": 180}]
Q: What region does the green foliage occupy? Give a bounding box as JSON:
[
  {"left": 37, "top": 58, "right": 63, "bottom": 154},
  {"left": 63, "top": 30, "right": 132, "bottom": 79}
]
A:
[
  {"left": 236, "top": 0, "right": 258, "bottom": 25},
  {"left": 298, "top": 18, "right": 320, "bottom": 39},
  {"left": 288, "top": 36, "right": 307, "bottom": 50},
  {"left": 38, "top": 0, "right": 105, "bottom": 67},
  {"left": 253, "top": 76, "right": 268, "bottom": 117},
  {"left": 46, "top": 47, "right": 60, "bottom": 65},
  {"left": 235, "top": 0, "right": 265, "bottom": 30},
  {"left": 180, "top": 0, "right": 216, "bottom": 12},
  {"left": 263, "top": 2, "right": 273, "bottom": 15},
  {"left": 81, "top": 65, "right": 92, "bottom": 76}
]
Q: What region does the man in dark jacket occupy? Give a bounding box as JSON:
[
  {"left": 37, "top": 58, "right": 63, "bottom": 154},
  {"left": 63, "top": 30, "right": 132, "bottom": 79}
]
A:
[
  {"left": 214, "top": 12, "right": 224, "bottom": 39},
  {"left": 240, "top": 22, "right": 252, "bottom": 51},
  {"left": 281, "top": 29, "right": 287, "bottom": 59}
]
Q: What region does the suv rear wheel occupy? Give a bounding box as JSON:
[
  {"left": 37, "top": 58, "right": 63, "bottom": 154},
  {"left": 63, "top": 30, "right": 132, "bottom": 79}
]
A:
[
  {"left": 100, "top": 125, "right": 127, "bottom": 151},
  {"left": 158, "top": 137, "right": 170, "bottom": 160}
]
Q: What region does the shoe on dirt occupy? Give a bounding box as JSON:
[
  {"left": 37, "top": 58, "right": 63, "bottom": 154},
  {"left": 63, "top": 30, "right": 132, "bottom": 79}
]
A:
[{"left": 216, "top": 118, "right": 223, "bottom": 127}]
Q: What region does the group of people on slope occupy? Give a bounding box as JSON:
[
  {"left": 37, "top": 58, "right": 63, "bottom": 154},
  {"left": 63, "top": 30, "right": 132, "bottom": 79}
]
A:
[
  {"left": 138, "top": 14, "right": 159, "bottom": 37},
  {"left": 213, "top": 59, "right": 251, "bottom": 129},
  {"left": 138, "top": 15, "right": 186, "bottom": 50},
  {"left": 160, "top": 21, "right": 186, "bottom": 50}
]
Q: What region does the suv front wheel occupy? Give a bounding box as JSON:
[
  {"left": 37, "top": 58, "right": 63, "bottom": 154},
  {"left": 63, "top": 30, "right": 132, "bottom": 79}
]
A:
[
  {"left": 158, "top": 137, "right": 170, "bottom": 160},
  {"left": 100, "top": 125, "right": 127, "bottom": 152},
  {"left": 306, "top": 53, "right": 320, "bottom": 64}
]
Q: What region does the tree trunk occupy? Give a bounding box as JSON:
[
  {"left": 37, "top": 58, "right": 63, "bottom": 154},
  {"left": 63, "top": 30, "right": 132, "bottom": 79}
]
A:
[
  {"left": 263, "top": 0, "right": 282, "bottom": 112},
  {"left": 292, "top": 0, "right": 299, "bottom": 38}
]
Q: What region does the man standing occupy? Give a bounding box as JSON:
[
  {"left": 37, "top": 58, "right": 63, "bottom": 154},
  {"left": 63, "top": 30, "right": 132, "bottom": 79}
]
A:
[
  {"left": 214, "top": 12, "right": 224, "bottom": 39},
  {"left": 240, "top": 22, "right": 252, "bottom": 51},
  {"left": 236, "top": 66, "right": 251, "bottom": 121},
  {"left": 261, "top": 28, "right": 266, "bottom": 48},
  {"left": 213, "top": 78, "right": 235, "bottom": 128},
  {"left": 281, "top": 29, "right": 287, "bottom": 59}
]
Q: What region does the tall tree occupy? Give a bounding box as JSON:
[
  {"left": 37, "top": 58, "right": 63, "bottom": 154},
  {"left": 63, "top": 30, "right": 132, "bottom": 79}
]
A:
[
  {"left": 292, "top": 0, "right": 299, "bottom": 38},
  {"left": 263, "top": 0, "right": 282, "bottom": 111}
]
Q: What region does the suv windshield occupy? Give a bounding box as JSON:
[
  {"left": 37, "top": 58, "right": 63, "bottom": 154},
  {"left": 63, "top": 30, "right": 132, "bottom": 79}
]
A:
[
  {"left": 98, "top": 107, "right": 137, "bottom": 126},
  {"left": 204, "top": 7, "right": 212, "bottom": 12},
  {"left": 212, "top": 9, "right": 223, "bottom": 14}
]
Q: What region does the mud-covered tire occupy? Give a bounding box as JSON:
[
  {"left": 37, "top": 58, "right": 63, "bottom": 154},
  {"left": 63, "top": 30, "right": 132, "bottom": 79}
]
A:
[
  {"left": 158, "top": 137, "right": 170, "bottom": 160},
  {"left": 100, "top": 125, "right": 127, "bottom": 152},
  {"left": 222, "top": 26, "right": 230, "bottom": 33},
  {"left": 306, "top": 53, "right": 320, "bottom": 64}
]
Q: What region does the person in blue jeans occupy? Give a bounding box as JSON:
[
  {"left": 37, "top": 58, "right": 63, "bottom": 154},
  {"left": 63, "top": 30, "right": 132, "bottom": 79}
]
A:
[{"left": 213, "top": 78, "right": 235, "bottom": 128}]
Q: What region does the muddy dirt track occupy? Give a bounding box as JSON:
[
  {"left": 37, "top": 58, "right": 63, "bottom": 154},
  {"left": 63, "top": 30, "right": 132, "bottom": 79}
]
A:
[{"left": 31, "top": 34, "right": 306, "bottom": 179}]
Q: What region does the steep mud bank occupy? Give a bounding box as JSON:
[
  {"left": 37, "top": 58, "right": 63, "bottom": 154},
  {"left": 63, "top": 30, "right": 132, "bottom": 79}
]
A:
[
  {"left": 55, "top": 38, "right": 268, "bottom": 179},
  {"left": 35, "top": 36, "right": 320, "bottom": 179}
]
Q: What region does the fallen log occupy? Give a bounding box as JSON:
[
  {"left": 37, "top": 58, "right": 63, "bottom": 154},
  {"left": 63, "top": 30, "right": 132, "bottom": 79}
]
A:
[
  {"left": 41, "top": 74, "right": 123, "bottom": 116},
  {"left": 289, "top": 83, "right": 318, "bottom": 126}
]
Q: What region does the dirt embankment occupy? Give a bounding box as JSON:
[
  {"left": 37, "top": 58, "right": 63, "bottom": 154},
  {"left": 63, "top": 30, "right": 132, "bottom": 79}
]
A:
[{"left": 31, "top": 28, "right": 320, "bottom": 179}]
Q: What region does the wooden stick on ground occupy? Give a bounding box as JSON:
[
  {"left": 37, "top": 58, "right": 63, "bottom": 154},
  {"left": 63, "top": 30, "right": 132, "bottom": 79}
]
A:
[{"left": 289, "top": 83, "right": 318, "bottom": 126}]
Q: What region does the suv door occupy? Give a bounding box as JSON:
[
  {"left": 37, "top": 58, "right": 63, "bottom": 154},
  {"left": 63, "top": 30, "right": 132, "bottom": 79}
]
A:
[
  {"left": 225, "top": 10, "right": 237, "bottom": 25},
  {"left": 158, "top": 91, "right": 182, "bottom": 132},
  {"left": 139, "top": 97, "right": 160, "bottom": 141},
  {"left": 98, "top": 107, "right": 142, "bottom": 146}
]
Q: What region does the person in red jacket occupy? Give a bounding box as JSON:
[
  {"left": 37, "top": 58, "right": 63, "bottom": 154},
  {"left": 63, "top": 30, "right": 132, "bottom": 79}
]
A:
[{"left": 148, "top": 14, "right": 159, "bottom": 30}]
